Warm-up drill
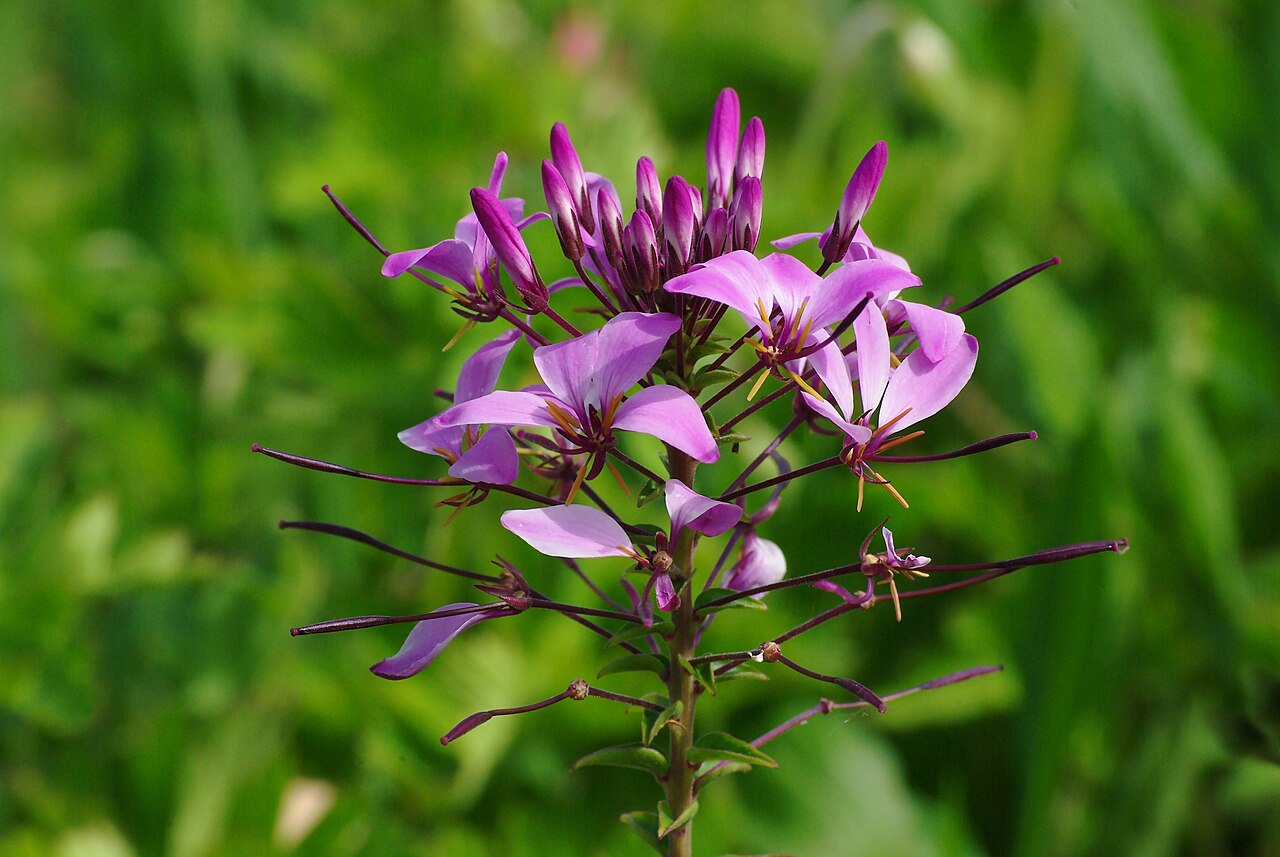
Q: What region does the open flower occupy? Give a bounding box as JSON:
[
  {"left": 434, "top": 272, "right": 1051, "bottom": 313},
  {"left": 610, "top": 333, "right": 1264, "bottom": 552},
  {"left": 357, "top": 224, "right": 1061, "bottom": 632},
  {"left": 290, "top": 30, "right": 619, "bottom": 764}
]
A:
[
  {"left": 803, "top": 331, "right": 978, "bottom": 509},
  {"left": 397, "top": 330, "right": 522, "bottom": 485},
  {"left": 436, "top": 312, "right": 719, "bottom": 499},
  {"left": 380, "top": 153, "right": 547, "bottom": 325},
  {"left": 500, "top": 479, "right": 739, "bottom": 610},
  {"left": 724, "top": 531, "right": 787, "bottom": 593},
  {"left": 664, "top": 250, "right": 918, "bottom": 412}
]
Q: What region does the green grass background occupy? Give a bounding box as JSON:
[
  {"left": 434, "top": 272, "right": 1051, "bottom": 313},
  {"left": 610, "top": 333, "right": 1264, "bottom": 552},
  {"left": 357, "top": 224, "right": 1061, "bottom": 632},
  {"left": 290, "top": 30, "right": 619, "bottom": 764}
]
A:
[{"left": 2, "top": 0, "right": 1278, "bottom": 854}]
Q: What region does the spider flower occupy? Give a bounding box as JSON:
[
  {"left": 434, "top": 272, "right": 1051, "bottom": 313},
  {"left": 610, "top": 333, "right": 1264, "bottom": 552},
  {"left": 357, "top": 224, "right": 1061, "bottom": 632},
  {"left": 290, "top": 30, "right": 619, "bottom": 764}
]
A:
[
  {"left": 501, "top": 480, "right": 739, "bottom": 610},
  {"left": 436, "top": 312, "right": 719, "bottom": 498},
  {"left": 397, "top": 330, "right": 522, "bottom": 485}
]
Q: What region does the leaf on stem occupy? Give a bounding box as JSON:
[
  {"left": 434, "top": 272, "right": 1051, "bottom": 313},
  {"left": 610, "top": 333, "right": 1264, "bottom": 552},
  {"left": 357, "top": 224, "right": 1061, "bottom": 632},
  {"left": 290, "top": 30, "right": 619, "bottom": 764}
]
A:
[
  {"left": 619, "top": 811, "right": 664, "bottom": 855},
  {"left": 597, "top": 653, "right": 669, "bottom": 679},
  {"left": 573, "top": 744, "right": 669, "bottom": 776},
  {"left": 657, "top": 798, "right": 700, "bottom": 838},
  {"left": 604, "top": 622, "right": 673, "bottom": 649},
  {"left": 687, "top": 732, "right": 778, "bottom": 768}
]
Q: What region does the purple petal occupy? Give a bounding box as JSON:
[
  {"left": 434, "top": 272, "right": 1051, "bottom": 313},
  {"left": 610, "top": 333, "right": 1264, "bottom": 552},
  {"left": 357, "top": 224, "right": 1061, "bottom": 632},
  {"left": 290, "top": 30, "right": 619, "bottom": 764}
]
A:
[
  {"left": 371, "top": 603, "right": 492, "bottom": 679},
  {"left": 759, "top": 252, "right": 821, "bottom": 323},
  {"left": 471, "top": 187, "right": 539, "bottom": 293},
  {"left": 655, "top": 571, "right": 680, "bottom": 612},
  {"left": 448, "top": 429, "right": 519, "bottom": 485},
  {"left": 436, "top": 390, "right": 560, "bottom": 429},
  {"left": 806, "top": 339, "right": 854, "bottom": 419},
  {"left": 881, "top": 526, "right": 931, "bottom": 570},
  {"left": 801, "top": 392, "right": 872, "bottom": 444},
  {"left": 706, "top": 88, "right": 741, "bottom": 209},
  {"left": 838, "top": 141, "right": 888, "bottom": 230},
  {"left": 613, "top": 385, "right": 719, "bottom": 464},
  {"left": 665, "top": 479, "right": 740, "bottom": 540},
  {"left": 381, "top": 240, "right": 475, "bottom": 286},
  {"left": 501, "top": 505, "right": 634, "bottom": 558},
  {"left": 878, "top": 334, "right": 978, "bottom": 431},
  {"left": 808, "top": 259, "right": 920, "bottom": 331},
  {"left": 812, "top": 579, "right": 862, "bottom": 605},
  {"left": 533, "top": 332, "right": 599, "bottom": 418},
  {"left": 848, "top": 225, "right": 911, "bottom": 272},
  {"left": 455, "top": 329, "right": 521, "bottom": 404},
  {"left": 663, "top": 175, "right": 697, "bottom": 271},
  {"left": 853, "top": 303, "right": 890, "bottom": 415},
  {"left": 486, "top": 152, "right": 509, "bottom": 195},
  {"left": 636, "top": 156, "right": 663, "bottom": 225},
  {"left": 663, "top": 251, "right": 773, "bottom": 334},
  {"left": 725, "top": 533, "right": 787, "bottom": 592},
  {"left": 890, "top": 300, "right": 965, "bottom": 363},
  {"left": 594, "top": 312, "right": 680, "bottom": 402},
  {"left": 551, "top": 123, "right": 594, "bottom": 232},
  {"left": 398, "top": 417, "right": 461, "bottom": 459},
  {"left": 735, "top": 116, "right": 765, "bottom": 183},
  {"left": 770, "top": 231, "right": 822, "bottom": 250}
]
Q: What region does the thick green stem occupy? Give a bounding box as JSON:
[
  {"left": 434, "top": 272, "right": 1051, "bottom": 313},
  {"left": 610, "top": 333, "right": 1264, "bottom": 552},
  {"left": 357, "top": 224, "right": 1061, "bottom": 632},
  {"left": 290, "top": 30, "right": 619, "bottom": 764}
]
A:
[{"left": 664, "top": 448, "right": 699, "bottom": 857}]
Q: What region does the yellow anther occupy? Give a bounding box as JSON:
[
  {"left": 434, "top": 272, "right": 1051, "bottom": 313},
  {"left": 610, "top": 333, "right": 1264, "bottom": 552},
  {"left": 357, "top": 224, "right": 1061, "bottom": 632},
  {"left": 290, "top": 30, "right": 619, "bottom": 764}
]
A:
[
  {"left": 443, "top": 319, "right": 477, "bottom": 352},
  {"left": 747, "top": 369, "right": 771, "bottom": 401}
]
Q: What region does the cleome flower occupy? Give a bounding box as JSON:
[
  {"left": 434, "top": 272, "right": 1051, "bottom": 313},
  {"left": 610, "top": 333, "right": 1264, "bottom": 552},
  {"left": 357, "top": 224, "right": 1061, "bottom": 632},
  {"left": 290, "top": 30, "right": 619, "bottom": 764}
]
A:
[{"left": 435, "top": 311, "right": 718, "bottom": 501}]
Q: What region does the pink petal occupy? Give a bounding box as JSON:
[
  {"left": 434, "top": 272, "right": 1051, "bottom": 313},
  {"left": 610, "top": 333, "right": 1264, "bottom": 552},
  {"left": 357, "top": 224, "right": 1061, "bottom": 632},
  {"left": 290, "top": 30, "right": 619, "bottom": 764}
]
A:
[
  {"left": 664, "top": 479, "right": 740, "bottom": 539},
  {"left": 436, "top": 390, "right": 560, "bottom": 429},
  {"left": 398, "top": 417, "right": 461, "bottom": 459},
  {"left": 371, "top": 603, "right": 493, "bottom": 679},
  {"left": 725, "top": 533, "right": 787, "bottom": 592},
  {"left": 770, "top": 231, "right": 822, "bottom": 250},
  {"left": 448, "top": 429, "right": 519, "bottom": 485},
  {"left": 812, "top": 580, "right": 862, "bottom": 605},
  {"left": 889, "top": 300, "right": 965, "bottom": 363},
  {"left": 594, "top": 312, "right": 680, "bottom": 402},
  {"left": 655, "top": 572, "right": 680, "bottom": 612},
  {"left": 532, "top": 331, "right": 599, "bottom": 417},
  {"left": 809, "top": 259, "right": 920, "bottom": 331},
  {"left": 806, "top": 339, "right": 854, "bottom": 420},
  {"left": 501, "top": 505, "right": 634, "bottom": 558},
  {"left": 801, "top": 393, "right": 873, "bottom": 445},
  {"left": 381, "top": 239, "right": 475, "bottom": 286},
  {"left": 878, "top": 334, "right": 978, "bottom": 432},
  {"left": 759, "top": 252, "right": 822, "bottom": 322},
  {"left": 613, "top": 385, "right": 719, "bottom": 464},
  {"left": 853, "top": 303, "right": 890, "bottom": 416},
  {"left": 663, "top": 251, "right": 773, "bottom": 335},
  {"left": 455, "top": 329, "right": 521, "bottom": 404}
]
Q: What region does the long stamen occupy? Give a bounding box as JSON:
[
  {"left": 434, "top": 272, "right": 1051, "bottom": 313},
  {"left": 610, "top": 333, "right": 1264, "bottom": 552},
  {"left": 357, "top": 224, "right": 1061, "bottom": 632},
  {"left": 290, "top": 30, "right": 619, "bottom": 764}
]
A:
[{"left": 442, "top": 319, "right": 477, "bottom": 352}]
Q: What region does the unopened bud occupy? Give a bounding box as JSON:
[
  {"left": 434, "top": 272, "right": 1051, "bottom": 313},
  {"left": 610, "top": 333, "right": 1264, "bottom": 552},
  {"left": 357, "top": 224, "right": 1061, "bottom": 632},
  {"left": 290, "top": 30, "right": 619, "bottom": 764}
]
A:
[
  {"left": 550, "top": 122, "right": 595, "bottom": 233},
  {"left": 636, "top": 156, "right": 663, "bottom": 227},
  {"left": 729, "top": 177, "right": 762, "bottom": 253},
  {"left": 735, "top": 116, "right": 765, "bottom": 183},
  {"left": 595, "top": 185, "right": 625, "bottom": 270},
  {"left": 759, "top": 641, "right": 782, "bottom": 663},
  {"left": 623, "top": 209, "right": 660, "bottom": 293},
  {"left": 699, "top": 207, "right": 729, "bottom": 261},
  {"left": 541, "top": 160, "right": 584, "bottom": 261},
  {"left": 470, "top": 187, "right": 547, "bottom": 309},
  {"left": 706, "top": 88, "right": 741, "bottom": 209},
  {"left": 822, "top": 141, "right": 887, "bottom": 264},
  {"left": 663, "top": 175, "right": 697, "bottom": 275}
]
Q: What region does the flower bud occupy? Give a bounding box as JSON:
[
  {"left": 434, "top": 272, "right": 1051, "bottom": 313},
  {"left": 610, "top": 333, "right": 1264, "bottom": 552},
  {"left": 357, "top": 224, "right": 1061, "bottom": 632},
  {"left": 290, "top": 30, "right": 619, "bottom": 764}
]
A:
[
  {"left": 699, "top": 206, "right": 729, "bottom": 262},
  {"left": 636, "top": 156, "right": 663, "bottom": 227},
  {"left": 735, "top": 116, "right": 765, "bottom": 183},
  {"left": 705, "top": 87, "right": 740, "bottom": 209},
  {"left": 471, "top": 187, "right": 548, "bottom": 310},
  {"left": 623, "top": 209, "right": 660, "bottom": 293},
  {"left": 729, "top": 176, "right": 762, "bottom": 253},
  {"left": 595, "top": 184, "right": 625, "bottom": 270},
  {"left": 663, "top": 175, "right": 697, "bottom": 275},
  {"left": 541, "top": 160, "right": 584, "bottom": 261},
  {"left": 550, "top": 122, "right": 595, "bottom": 233},
  {"left": 822, "top": 140, "right": 887, "bottom": 264}
]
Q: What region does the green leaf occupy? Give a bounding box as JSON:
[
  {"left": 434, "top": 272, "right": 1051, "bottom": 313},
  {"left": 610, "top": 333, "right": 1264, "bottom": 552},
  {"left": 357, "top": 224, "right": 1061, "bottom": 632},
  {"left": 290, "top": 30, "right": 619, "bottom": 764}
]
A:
[
  {"left": 687, "top": 732, "right": 777, "bottom": 768},
  {"left": 695, "top": 587, "right": 769, "bottom": 615},
  {"left": 573, "top": 744, "right": 668, "bottom": 776},
  {"left": 717, "top": 663, "right": 769, "bottom": 683},
  {"left": 715, "top": 429, "right": 751, "bottom": 446},
  {"left": 597, "top": 654, "right": 668, "bottom": 679},
  {"left": 692, "top": 367, "right": 741, "bottom": 390},
  {"left": 657, "top": 798, "right": 700, "bottom": 838},
  {"left": 620, "top": 811, "right": 664, "bottom": 854},
  {"left": 644, "top": 700, "right": 684, "bottom": 746},
  {"left": 604, "top": 622, "right": 672, "bottom": 649},
  {"left": 677, "top": 655, "right": 717, "bottom": 696}
]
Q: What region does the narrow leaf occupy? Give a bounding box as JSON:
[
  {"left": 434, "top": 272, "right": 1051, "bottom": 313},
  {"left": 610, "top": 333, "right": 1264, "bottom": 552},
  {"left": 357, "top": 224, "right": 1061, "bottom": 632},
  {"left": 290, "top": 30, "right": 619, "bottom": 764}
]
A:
[
  {"left": 645, "top": 700, "right": 684, "bottom": 746},
  {"left": 573, "top": 744, "right": 668, "bottom": 776},
  {"left": 687, "top": 732, "right": 777, "bottom": 768},
  {"left": 695, "top": 587, "right": 770, "bottom": 615},
  {"left": 657, "top": 798, "right": 700, "bottom": 838},
  {"left": 677, "top": 655, "right": 717, "bottom": 696},
  {"left": 717, "top": 664, "right": 770, "bottom": 683}
]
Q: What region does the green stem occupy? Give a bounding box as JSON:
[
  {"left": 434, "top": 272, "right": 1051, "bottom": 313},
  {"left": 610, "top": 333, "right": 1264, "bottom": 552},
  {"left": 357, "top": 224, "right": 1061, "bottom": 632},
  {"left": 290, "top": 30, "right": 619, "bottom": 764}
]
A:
[{"left": 664, "top": 447, "right": 699, "bottom": 857}]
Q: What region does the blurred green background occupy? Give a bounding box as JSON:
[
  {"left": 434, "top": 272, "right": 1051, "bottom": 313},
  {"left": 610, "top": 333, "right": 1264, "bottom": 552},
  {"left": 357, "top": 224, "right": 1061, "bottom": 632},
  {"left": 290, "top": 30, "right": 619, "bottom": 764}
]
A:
[{"left": 3, "top": 0, "right": 1278, "bottom": 854}]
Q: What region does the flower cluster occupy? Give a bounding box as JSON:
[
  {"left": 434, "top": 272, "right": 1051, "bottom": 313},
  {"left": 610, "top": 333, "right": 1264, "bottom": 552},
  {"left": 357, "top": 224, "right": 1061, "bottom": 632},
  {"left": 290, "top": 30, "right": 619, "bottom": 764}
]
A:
[{"left": 262, "top": 88, "right": 1125, "bottom": 856}]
